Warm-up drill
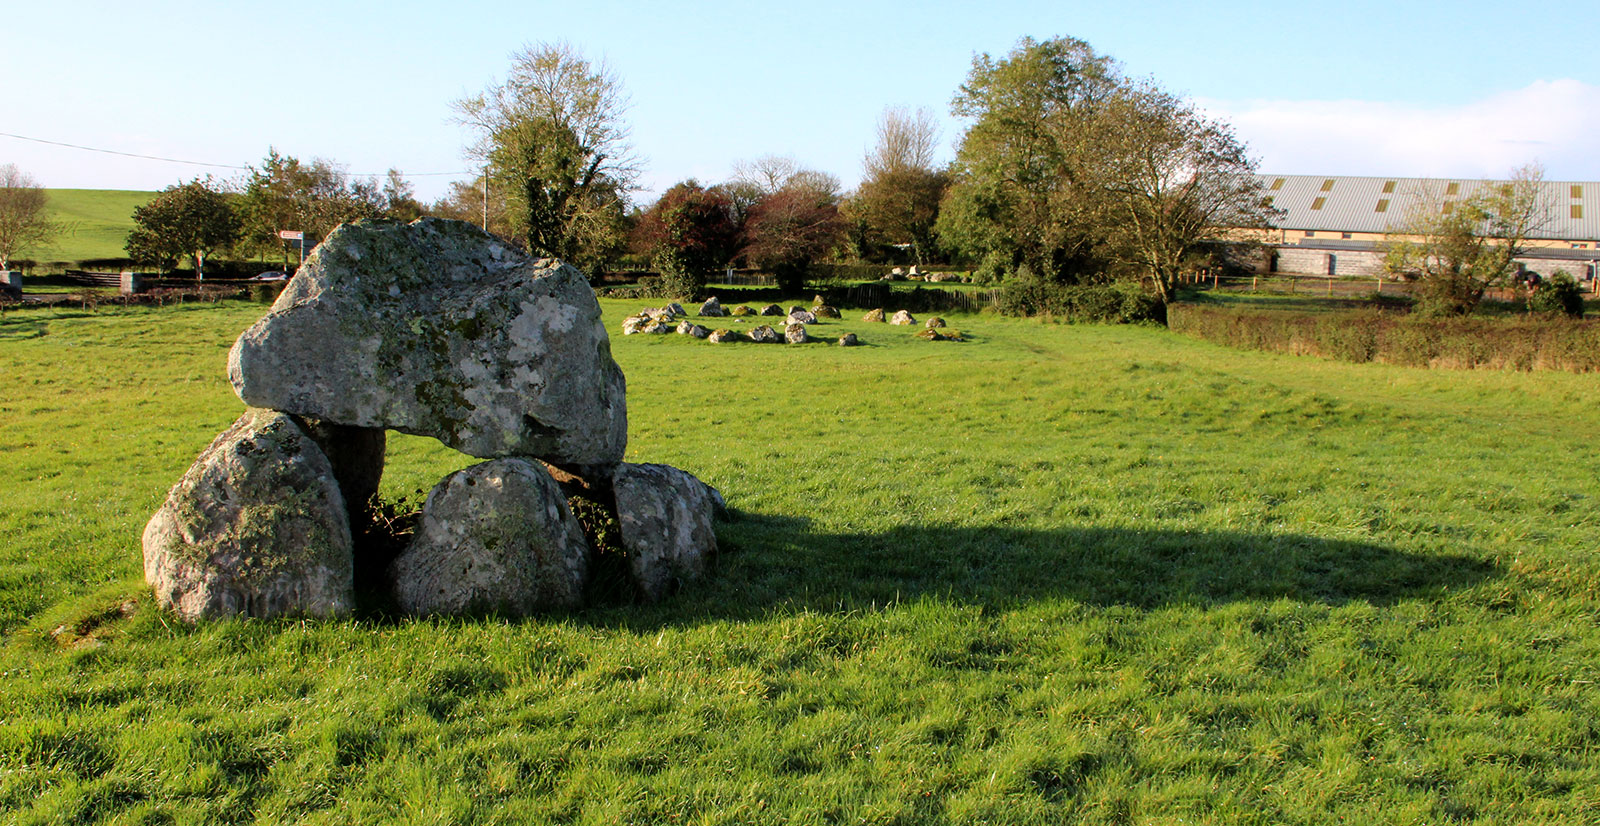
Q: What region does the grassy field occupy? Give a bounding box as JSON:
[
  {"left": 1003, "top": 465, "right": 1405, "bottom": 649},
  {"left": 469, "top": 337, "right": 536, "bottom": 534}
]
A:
[
  {"left": 29, "top": 189, "right": 154, "bottom": 264},
  {"left": 3, "top": 298, "right": 1599, "bottom": 823}
]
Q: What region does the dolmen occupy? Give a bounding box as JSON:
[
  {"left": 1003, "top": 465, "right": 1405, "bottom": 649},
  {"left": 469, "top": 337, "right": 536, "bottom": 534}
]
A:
[{"left": 143, "top": 218, "right": 722, "bottom": 621}]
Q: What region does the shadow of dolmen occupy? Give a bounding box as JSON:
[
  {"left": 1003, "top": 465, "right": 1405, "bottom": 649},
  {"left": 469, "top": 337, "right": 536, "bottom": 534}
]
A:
[{"left": 640, "top": 510, "right": 1498, "bottom": 623}]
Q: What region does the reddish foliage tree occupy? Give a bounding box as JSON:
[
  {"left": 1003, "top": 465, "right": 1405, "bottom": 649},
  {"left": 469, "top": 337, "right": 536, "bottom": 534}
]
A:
[
  {"left": 742, "top": 186, "right": 844, "bottom": 293},
  {"left": 634, "top": 181, "right": 738, "bottom": 294}
]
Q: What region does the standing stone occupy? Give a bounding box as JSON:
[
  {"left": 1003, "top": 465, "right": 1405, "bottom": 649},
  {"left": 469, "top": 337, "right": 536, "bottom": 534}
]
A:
[
  {"left": 290, "top": 415, "right": 385, "bottom": 530},
  {"left": 786, "top": 309, "right": 817, "bottom": 325},
  {"left": 890, "top": 310, "right": 917, "bottom": 326},
  {"left": 838, "top": 332, "right": 860, "bottom": 347},
  {"left": 758, "top": 304, "right": 784, "bottom": 316},
  {"left": 612, "top": 463, "right": 719, "bottom": 603},
  {"left": 749, "top": 324, "right": 781, "bottom": 343},
  {"left": 228, "top": 218, "right": 627, "bottom": 465},
  {"left": 730, "top": 305, "right": 754, "bottom": 317},
  {"left": 698, "top": 297, "right": 726, "bottom": 317},
  {"left": 814, "top": 305, "right": 841, "bottom": 319},
  {"left": 676, "top": 321, "right": 711, "bottom": 338},
  {"left": 785, "top": 323, "right": 809, "bottom": 344},
  {"left": 863, "top": 308, "right": 886, "bottom": 322},
  {"left": 925, "top": 316, "right": 946, "bottom": 329},
  {"left": 811, "top": 294, "right": 827, "bottom": 307},
  {"left": 391, "top": 458, "right": 589, "bottom": 615},
  {"left": 666, "top": 302, "right": 687, "bottom": 317},
  {"left": 708, "top": 329, "right": 741, "bottom": 343},
  {"left": 142, "top": 409, "right": 354, "bottom": 622}
]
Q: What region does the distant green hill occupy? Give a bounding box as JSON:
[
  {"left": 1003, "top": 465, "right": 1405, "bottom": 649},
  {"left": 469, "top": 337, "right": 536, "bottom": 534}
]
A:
[{"left": 31, "top": 189, "right": 156, "bottom": 264}]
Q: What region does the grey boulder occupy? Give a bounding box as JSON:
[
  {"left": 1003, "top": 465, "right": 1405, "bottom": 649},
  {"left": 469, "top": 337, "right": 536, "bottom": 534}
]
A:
[
  {"left": 612, "top": 463, "right": 719, "bottom": 603},
  {"left": 142, "top": 409, "right": 354, "bottom": 622},
  {"left": 228, "top": 218, "right": 627, "bottom": 465},
  {"left": 391, "top": 458, "right": 589, "bottom": 615}
]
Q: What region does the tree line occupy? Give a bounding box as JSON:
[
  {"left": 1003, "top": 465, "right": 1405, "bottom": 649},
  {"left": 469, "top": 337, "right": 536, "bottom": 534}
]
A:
[{"left": 0, "top": 34, "right": 1554, "bottom": 312}]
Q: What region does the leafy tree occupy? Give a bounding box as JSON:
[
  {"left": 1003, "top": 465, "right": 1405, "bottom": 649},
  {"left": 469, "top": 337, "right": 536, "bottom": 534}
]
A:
[
  {"left": 234, "top": 149, "right": 382, "bottom": 256},
  {"left": 742, "top": 176, "right": 845, "bottom": 294},
  {"left": 380, "top": 169, "right": 426, "bottom": 222},
  {"left": 1086, "top": 83, "right": 1277, "bottom": 302},
  {"left": 937, "top": 36, "right": 1119, "bottom": 282},
  {"left": 633, "top": 180, "right": 738, "bottom": 297},
  {"left": 454, "top": 41, "right": 636, "bottom": 279},
  {"left": 1528, "top": 270, "right": 1585, "bottom": 318},
  {"left": 0, "top": 164, "right": 63, "bottom": 269},
  {"left": 1383, "top": 165, "right": 1552, "bottom": 316},
  {"left": 125, "top": 177, "right": 240, "bottom": 278},
  {"left": 854, "top": 107, "right": 950, "bottom": 264}
]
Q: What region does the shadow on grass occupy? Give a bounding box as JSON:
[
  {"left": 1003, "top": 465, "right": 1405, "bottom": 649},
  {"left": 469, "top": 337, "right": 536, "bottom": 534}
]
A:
[{"left": 614, "top": 510, "right": 1499, "bottom": 624}]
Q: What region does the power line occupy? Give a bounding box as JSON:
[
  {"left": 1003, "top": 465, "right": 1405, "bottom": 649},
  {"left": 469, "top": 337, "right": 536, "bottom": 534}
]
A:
[{"left": 0, "top": 131, "right": 471, "bottom": 178}]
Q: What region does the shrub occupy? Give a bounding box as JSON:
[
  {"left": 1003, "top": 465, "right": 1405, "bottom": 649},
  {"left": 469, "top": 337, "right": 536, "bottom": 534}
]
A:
[
  {"left": 1168, "top": 303, "right": 1600, "bottom": 372},
  {"left": 997, "top": 280, "right": 1165, "bottom": 324},
  {"left": 1528, "top": 271, "right": 1584, "bottom": 319}
]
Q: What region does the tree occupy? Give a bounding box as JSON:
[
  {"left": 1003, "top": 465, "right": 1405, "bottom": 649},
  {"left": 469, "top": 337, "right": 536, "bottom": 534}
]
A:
[
  {"left": 234, "top": 150, "right": 382, "bottom": 257},
  {"left": 0, "top": 164, "right": 63, "bottom": 270},
  {"left": 937, "top": 36, "right": 1119, "bottom": 282},
  {"left": 742, "top": 178, "right": 845, "bottom": 294},
  {"left": 454, "top": 41, "right": 637, "bottom": 279},
  {"left": 1087, "top": 83, "right": 1277, "bottom": 302},
  {"left": 855, "top": 106, "right": 949, "bottom": 264},
  {"left": 633, "top": 180, "right": 738, "bottom": 297},
  {"left": 125, "top": 178, "right": 240, "bottom": 278},
  {"left": 1383, "top": 164, "right": 1553, "bottom": 316},
  {"left": 380, "top": 169, "right": 426, "bottom": 222}
]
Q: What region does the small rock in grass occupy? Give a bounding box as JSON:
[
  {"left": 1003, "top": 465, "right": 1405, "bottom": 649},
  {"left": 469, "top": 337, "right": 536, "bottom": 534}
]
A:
[
  {"left": 862, "top": 308, "right": 885, "bottom": 322},
  {"left": 814, "top": 305, "right": 841, "bottom": 318},
  {"left": 837, "top": 332, "right": 860, "bottom": 347},
  {"left": 708, "top": 329, "right": 741, "bottom": 343},
  {"left": 758, "top": 304, "right": 784, "bottom": 316},
  {"left": 785, "top": 323, "right": 809, "bottom": 344},
  {"left": 925, "top": 316, "right": 946, "bottom": 329},
  {"left": 748, "top": 324, "right": 781, "bottom": 343},
  {"left": 890, "top": 310, "right": 916, "bottom": 326},
  {"left": 676, "top": 321, "right": 710, "bottom": 338}
]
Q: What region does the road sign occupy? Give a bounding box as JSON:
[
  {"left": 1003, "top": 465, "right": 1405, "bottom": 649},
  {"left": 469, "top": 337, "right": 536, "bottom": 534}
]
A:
[{"left": 278, "top": 230, "right": 304, "bottom": 241}]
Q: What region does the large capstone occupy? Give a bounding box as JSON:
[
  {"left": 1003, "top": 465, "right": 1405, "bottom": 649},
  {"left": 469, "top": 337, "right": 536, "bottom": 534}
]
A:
[
  {"left": 391, "top": 458, "right": 589, "bottom": 615},
  {"left": 229, "top": 218, "right": 627, "bottom": 465},
  {"left": 612, "top": 463, "right": 720, "bottom": 603},
  {"left": 142, "top": 409, "right": 354, "bottom": 621}
]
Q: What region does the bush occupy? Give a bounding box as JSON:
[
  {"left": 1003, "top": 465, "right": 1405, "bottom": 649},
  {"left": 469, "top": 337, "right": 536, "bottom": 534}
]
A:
[
  {"left": 1168, "top": 303, "right": 1600, "bottom": 372},
  {"left": 996, "top": 280, "right": 1165, "bottom": 324},
  {"left": 1529, "top": 271, "right": 1585, "bottom": 319}
]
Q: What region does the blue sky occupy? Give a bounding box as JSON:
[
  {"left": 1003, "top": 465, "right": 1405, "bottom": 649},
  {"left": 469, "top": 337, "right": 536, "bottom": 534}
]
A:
[{"left": 5, "top": 0, "right": 1597, "bottom": 203}]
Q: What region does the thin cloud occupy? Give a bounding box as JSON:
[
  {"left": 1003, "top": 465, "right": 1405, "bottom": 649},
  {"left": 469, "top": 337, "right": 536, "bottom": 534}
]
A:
[{"left": 1199, "top": 79, "right": 1600, "bottom": 181}]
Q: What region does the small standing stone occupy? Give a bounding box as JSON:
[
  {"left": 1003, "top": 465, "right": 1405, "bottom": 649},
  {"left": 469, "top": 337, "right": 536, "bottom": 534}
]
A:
[
  {"left": 142, "top": 409, "right": 354, "bottom": 622},
  {"left": 612, "top": 463, "right": 720, "bottom": 603},
  {"left": 890, "top": 310, "right": 917, "bottom": 326},
  {"left": 814, "top": 305, "right": 841, "bottom": 319},
  {"left": 785, "top": 323, "right": 809, "bottom": 344},
  {"left": 391, "top": 458, "right": 589, "bottom": 616},
  {"left": 676, "top": 321, "right": 711, "bottom": 338},
  {"left": 925, "top": 316, "right": 946, "bottom": 329},
  {"left": 708, "top": 329, "right": 741, "bottom": 343},
  {"left": 698, "top": 297, "right": 726, "bottom": 317},
  {"left": 786, "top": 309, "right": 817, "bottom": 325},
  {"left": 759, "top": 304, "right": 784, "bottom": 316},
  {"left": 749, "top": 324, "right": 781, "bottom": 343},
  {"left": 838, "top": 332, "right": 860, "bottom": 347},
  {"left": 863, "top": 308, "right": 886, "bottom": 322}
]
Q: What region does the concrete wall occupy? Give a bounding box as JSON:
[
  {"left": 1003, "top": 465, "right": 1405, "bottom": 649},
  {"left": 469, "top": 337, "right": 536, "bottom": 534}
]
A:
[{"left": 1272, "top": 247, "right": 1387, "bottom": 277}]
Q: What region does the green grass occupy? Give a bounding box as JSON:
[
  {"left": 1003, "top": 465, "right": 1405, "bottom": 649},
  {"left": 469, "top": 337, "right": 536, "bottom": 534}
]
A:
[
  {"left": 30, "top": 189, "right": 155, "bottom": 264},
  {"left": 3, "top": 299, "right": 1599, "bottom": 823}
]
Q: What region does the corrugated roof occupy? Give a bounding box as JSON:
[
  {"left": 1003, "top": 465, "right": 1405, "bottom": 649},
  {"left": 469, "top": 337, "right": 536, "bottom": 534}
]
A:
[{"left": 1259, "top": 174, "right": 1600, "bottom": 241}]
